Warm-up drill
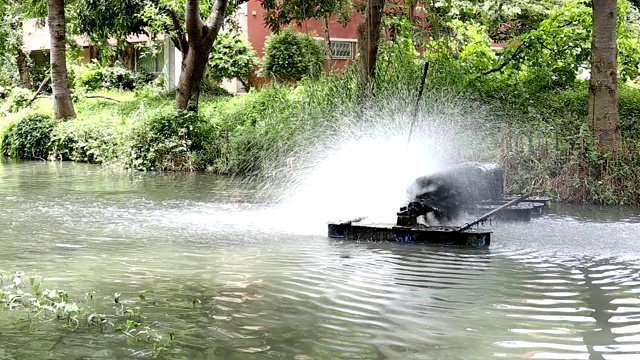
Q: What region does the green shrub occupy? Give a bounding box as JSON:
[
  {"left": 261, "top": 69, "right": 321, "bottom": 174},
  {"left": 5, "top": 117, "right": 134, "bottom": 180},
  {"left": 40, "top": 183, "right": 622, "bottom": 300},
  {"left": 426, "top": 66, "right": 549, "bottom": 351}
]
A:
[
  {"left": 0, "top": 56, "right": 18, "bottom": 88},
  {"left": 50, "top": 118, "right": 126, "bottom": 164},
  {"left": 211, "top": 92, "right": 298, "bottom": 175},
  {"left": 208, "top": 31, "right": 258, "bottom": 89},
  {"left": 101, "top": 66, "right": 151, "bottom": 90},
  {"left": 124, "top": 110, "right": 221, "bottom": 171},
  {"left": 200, "top": 80, "right": 233, "bottom": 97},
  {"left": 619, "top": 85, "right": 640, "bottom": 137},
  {"left": 73, "top": 62, "right": 151, "bottom": 92},
  {"left": 4, "top": 87, "right": 34, "bottom": 113},
  {"left": 73, "top": 62, "right": 103, "bottom": 91},
  {"left": 1, "top": 113, "right": 57, "bottom": 160},
  {"left": 262, "top": 28, "right": 325, "bottom": 81}
]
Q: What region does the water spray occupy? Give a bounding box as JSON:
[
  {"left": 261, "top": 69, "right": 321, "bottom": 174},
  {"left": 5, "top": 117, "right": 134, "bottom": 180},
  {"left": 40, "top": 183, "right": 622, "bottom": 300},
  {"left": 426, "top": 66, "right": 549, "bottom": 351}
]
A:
[{"left": 407, "top": 60, "right": 430, "bottom": 145}]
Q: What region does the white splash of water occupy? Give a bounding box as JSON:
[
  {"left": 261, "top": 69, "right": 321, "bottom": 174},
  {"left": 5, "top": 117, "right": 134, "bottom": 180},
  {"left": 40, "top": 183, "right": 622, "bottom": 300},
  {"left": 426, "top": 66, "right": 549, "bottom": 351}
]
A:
[
  {"left": 279, "top": 134, "right": 445, "bottom": 228},
  {"left": 155, "top": 130, "right": 448, "bottom": 237}
]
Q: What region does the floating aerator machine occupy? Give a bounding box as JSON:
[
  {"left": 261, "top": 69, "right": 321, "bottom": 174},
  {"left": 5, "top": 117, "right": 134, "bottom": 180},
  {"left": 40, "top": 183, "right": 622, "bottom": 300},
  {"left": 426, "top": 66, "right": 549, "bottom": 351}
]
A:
[{"left": 327, "top": 162, "right": 550, "bottom": 247}]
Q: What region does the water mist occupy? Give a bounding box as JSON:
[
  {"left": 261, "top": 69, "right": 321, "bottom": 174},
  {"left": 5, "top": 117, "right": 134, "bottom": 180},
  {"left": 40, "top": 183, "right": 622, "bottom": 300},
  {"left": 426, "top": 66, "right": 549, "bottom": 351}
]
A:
[{"left": 272, "top": 93, "right": 493, "bottom": 235}]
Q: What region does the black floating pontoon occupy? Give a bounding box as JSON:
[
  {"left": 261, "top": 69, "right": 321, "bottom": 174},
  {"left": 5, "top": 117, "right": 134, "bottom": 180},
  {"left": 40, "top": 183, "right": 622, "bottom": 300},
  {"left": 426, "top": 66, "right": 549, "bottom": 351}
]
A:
[
  {"left": 327, "top": 163, "right": 551, "bottom": 248},
  {"left": 328, "top": 221, "right": 492, "bottom": 247}
]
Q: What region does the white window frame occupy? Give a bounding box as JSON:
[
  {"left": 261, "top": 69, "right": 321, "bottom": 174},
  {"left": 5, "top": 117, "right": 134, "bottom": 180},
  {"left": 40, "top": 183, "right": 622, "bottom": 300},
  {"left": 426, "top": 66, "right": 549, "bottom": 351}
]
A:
[{"left": 315, "top": 37, "right": 358, "bottom": 60}]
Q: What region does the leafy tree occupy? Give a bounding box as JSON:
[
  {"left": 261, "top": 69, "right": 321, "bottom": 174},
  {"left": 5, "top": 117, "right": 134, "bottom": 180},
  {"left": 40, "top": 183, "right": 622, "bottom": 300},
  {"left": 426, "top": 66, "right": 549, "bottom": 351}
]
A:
[
  {"left": 423, "top": 0, "right": 563, "bottom": 41},
  {"left": 48, "top": 0, "right": 75, "bottom": 118},
  {"left": 449, "top": 0, "right": 640, "bottom": 92},
  {"left": 497, "top": 1, "right": 593, "bottom": 87},
  {"left": 173, "top": 0, "right": 229, "bottom": 110},
  {"left": 134, "top": 0, "right": 250, "bottom": 111},
  {"left": 208, "top": 31, "right": 258, "bottom": 90},
  {"left": 260, "top": 0, "right": 352, "bottom": 30},
  {"left": 67, "top": 0, "right": 250, "bottom": 111}
]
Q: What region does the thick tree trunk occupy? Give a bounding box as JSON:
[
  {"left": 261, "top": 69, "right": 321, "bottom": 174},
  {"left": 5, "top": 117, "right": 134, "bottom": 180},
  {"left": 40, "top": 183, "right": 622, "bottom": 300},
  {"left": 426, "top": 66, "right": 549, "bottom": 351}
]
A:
[
  {"left": 588, "top": 0, "right": 620, "bottom": 151},
  {"left": 175, "top": 0, "right": 229, "bottom": 111},
  {"left": 322, "top": 16, "right": 333, "bottom": 75},
  {"left": 47, "top": 0, "right": 76, "bottom": 119},
  {"left": 357, "top": 0, "right": 386, "bottom": 85},
  {"left": 176, "top": 47, "right": 210, "bottom": 111}
]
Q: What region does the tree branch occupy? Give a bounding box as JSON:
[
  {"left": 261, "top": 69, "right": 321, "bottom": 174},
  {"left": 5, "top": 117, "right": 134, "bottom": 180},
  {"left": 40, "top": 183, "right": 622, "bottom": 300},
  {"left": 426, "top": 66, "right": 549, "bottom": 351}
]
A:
[
  {"left": 475, "top": 41, "right": 528, "bottom": 79},
  {"left": 82, "top": 94, "right": 122, "bottom": 102},
  {"left": 203, "top": 0, "right": 229, "bottom": 47},
  {"left": 164, "top": 7, "right": 188, "bottom": 53},
  {"left": 185, "top": 0, "right": 204, "bottom": 44},
  {"left": 25, "top": 76, "right": 50, "bottom": 108}
]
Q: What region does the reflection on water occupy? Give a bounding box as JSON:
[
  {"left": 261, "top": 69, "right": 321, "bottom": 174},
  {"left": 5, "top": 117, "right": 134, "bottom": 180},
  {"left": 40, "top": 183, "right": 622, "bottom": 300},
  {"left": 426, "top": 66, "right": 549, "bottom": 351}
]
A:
[{"left": 1, "top": 161, "right": 640, "bottom": 359}]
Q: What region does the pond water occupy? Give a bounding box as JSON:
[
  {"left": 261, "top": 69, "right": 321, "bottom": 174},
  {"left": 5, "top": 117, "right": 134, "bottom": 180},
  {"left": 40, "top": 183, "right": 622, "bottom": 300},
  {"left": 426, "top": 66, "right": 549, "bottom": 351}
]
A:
[{"left": 1, "top": 161, "right": 640, "bottom": 360}]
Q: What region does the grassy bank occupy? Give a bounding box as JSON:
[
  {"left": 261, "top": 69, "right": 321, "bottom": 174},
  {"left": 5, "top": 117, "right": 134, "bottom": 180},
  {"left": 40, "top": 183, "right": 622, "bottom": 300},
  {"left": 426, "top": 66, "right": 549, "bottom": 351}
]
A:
[
  {"left": 2, "top": 62, "right": 640, "bottom": 205},
  {"left": 482, "top": 82, "right": 640, "bottom": 205}
]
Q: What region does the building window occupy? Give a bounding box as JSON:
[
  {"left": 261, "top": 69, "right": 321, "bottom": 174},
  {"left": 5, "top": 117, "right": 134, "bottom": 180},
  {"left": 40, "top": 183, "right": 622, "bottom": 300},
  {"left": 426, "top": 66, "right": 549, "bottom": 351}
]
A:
[{"left": 331, "top": 40, "right": 355, "bottom": 59}]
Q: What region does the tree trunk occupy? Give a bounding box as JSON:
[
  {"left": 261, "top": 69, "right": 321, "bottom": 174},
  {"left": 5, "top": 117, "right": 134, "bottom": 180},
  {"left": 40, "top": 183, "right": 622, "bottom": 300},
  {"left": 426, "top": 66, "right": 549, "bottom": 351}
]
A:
[
  {"left": 322, "top": 16, "right": 333, "bottom": 75},
  {"left": 175, "top": 0, "right": 229, "bottom": 111},
  {"left": 588, "top": 0, "right": 620, "bottom": 151},
  {"left": 176, "top": 47, "right": 210, "bottom": 111},
  {"left": 16, "top": 47, "right": 33, "bottom": 89},
  {"left": 10, "top": 17, "right": 33, "bottom": 89},
  {"left": 357, "top": 0, "right": 386, "bottom": 86},
  {"left": 407, "top": 0, "right": 417, "bottom": 23},
  {"left": 47, "top": 0, "right": 76, "bottom": 119}
]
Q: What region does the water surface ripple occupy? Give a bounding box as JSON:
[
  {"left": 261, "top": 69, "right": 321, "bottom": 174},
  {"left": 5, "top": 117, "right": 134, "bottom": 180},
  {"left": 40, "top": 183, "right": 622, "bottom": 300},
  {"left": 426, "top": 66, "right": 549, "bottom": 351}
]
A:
[{"left": 1, "top": 162, "right": 640, "bottom": 359}]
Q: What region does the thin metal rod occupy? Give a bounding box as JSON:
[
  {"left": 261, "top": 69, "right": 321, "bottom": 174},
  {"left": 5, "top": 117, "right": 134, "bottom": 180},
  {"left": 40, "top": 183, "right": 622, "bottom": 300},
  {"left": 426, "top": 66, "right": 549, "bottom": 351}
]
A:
[
  {"left": 455, "top": 193, "right": 530, "bottom": 232},
  {"left": 407, "top": 60, "right": 429, "bottom": 144}
]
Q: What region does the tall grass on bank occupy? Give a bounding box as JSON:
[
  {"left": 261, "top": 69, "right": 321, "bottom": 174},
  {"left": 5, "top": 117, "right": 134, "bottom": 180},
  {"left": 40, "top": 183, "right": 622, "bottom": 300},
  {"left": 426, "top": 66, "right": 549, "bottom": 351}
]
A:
[
  {"left": 477, "top": 81, "right": 640, "bottom": 205},
  {"left": 500, "top": 120, "right": 640, "bottom": 205}
]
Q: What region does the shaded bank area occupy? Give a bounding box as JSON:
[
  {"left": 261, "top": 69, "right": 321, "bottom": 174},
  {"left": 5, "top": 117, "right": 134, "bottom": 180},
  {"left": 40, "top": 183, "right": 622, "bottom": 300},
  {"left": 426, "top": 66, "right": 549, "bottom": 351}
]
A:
[{"left": 2, "top": 61, "right": 640, "bottom": 205}]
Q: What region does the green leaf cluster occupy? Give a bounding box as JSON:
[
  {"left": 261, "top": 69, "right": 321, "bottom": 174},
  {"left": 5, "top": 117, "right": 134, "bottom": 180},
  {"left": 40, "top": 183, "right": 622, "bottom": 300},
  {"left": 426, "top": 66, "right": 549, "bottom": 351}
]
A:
[
  {"left": 71, "top": 62, "right": 152, "bottom": 92},
  {"left": 71, "top": 0, "right": 151, "bottom": 44},
  {"left": 260, "top": 0, "right": 353, "bottom": 32},
  {"left": 208, "top": 31, "right": 258, "bottom": 87},
  {"left": 262, "top": 28, "right": 326, "bottom": 81}
]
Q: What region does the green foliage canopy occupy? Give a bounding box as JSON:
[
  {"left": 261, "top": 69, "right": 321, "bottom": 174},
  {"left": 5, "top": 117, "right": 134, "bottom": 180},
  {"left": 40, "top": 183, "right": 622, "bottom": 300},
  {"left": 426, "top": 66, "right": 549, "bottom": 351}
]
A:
[
  {"left": 0, "top": 0, "right": 21, "bottom": 86},
  {"left": 416, "top": 0, "right": 640, "bottom": 90},
  {"left": 425, "top": 0, "right": 564, "bottom": 40},
  {"left": 71, "top": 0, "right": 151, "bottom": 44},
  {"left": 259, "top": 0, "right": 353, "bottom": 32}
]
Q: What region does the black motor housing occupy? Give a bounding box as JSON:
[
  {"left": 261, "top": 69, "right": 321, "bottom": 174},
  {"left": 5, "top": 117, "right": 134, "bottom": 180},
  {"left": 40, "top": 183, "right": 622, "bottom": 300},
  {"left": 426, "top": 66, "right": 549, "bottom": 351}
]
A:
[{"left": 399, "top": 162, "right": 504, "bottom": 224}]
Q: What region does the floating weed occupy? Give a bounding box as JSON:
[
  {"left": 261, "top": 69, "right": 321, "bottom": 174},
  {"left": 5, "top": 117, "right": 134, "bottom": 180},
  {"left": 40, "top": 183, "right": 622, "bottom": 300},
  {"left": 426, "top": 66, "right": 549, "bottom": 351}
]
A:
[
  {"left": 192, "top": 297, "right": 202, "bottom": 310},
  {"left": 116, "top": 320, "right": 176, "bottom": 357},
  {"left": 0, "top": 270, "right": 177, "bottom": 358}
]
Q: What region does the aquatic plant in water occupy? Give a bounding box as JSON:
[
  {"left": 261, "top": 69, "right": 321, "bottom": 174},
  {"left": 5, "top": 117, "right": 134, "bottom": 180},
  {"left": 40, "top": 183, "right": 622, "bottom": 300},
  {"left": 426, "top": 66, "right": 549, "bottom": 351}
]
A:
[{"left": 0, "top": 271, "right": 176, "bottom": 358}]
